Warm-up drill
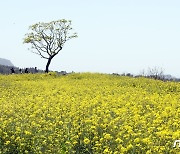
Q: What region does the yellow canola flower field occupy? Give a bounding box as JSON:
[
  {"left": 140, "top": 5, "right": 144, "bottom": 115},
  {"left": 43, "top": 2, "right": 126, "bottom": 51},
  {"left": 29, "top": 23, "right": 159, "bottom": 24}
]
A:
[{"left": 0, "top": 73, "right": 179, "bottom": 153}]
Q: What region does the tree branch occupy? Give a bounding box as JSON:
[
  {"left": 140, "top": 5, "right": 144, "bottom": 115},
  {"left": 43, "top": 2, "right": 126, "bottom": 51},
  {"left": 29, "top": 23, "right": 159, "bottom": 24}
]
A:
[{"left": 32, "top": 42, "right": 49, "bottom": 59}]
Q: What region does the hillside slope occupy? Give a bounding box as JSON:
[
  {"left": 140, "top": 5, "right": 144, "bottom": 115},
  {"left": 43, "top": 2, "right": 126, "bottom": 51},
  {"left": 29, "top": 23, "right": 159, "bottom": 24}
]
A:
[{"left": 0, "top": 73, "right": 179, "bottom": 153}]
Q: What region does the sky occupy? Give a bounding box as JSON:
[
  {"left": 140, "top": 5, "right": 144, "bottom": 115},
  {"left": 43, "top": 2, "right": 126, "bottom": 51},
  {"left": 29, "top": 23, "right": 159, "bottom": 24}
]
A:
[{"left": 0, "top": 0, "right": 180, "bottom": 77}]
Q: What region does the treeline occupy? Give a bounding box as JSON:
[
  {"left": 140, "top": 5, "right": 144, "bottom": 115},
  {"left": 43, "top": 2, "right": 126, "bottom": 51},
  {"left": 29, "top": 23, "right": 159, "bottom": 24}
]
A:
[
  {"left": 0, "top": 65, "right": 12, "bottom": 74},
  {"left": 0, "top": 65, "right": 44, "bottom": 74},
  {"left": 0, "top": 64, "right": 68, "bottom": 75},
  {"left": 112, "top": 73, "right": 180, "bottom": 82},
  {"left": 112, "top": 67, "right": 180, "bottom": 82},
  {"left": 1, "top": 64, "right": 180, "bottom": 82}
]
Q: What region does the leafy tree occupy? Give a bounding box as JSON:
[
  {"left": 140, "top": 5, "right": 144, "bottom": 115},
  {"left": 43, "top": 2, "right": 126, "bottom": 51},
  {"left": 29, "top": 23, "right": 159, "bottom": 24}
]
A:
[{"left": 24, "top": 19, "right": 77, "bottom": 73}]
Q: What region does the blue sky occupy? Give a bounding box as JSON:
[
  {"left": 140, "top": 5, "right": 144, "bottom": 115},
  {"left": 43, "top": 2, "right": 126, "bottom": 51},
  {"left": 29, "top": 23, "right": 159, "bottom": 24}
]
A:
[{"left": 0, "top": 0, "right": 180, "bottom": 76}]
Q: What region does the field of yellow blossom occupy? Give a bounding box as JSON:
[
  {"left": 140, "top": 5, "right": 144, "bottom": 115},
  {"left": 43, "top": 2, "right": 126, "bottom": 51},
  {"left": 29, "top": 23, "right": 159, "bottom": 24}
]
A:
[{"left": 0, "top": 73, "right": 179, "bottom": 153}]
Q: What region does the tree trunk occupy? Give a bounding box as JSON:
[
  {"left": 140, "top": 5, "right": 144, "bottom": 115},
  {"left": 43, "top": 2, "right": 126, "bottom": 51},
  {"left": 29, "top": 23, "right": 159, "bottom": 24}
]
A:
[{"left": 45, "top": 57, "right": 52, "bottom": 73}]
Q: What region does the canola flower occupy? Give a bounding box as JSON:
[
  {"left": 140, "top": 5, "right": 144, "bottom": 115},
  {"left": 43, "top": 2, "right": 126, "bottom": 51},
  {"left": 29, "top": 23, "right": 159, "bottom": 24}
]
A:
[{"left": 0, "top": 73, "right": 179, "bottom": 153}]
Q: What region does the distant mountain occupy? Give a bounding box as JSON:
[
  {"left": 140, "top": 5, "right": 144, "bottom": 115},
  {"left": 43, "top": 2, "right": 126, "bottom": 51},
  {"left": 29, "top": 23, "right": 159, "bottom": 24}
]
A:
[{"left": 0, "top": 58, "right": 14, "bottom": 66}]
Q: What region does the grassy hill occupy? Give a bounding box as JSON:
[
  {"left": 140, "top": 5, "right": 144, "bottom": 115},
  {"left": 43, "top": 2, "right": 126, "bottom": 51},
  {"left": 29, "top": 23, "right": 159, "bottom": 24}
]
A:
[{"left": 0, "top": 73, "right": 179, "bottom": 153}]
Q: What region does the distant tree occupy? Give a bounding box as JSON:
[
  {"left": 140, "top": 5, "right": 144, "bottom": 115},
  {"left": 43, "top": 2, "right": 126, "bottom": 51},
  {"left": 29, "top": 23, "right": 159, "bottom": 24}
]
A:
[
  {"left": 24, "top": 19, "right": 77, "bottom": 73},
  {"left": 0, "top": 65, "right": 11, "bottom": 74},
  {"left": 147, "top": 67, "right": 165, "bottom": 80},
  {"left": 139, "top": 69, "right": 146, "bottom": 77}
]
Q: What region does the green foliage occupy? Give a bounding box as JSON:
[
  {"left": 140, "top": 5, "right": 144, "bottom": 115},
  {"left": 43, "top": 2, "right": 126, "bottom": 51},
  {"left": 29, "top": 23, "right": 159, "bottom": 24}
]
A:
[
  {"left": 23, "top": 19, "right": 77, "bottom": 59},
  {"left": 24, "top": 19, "right": 78, "bottom": 72}
]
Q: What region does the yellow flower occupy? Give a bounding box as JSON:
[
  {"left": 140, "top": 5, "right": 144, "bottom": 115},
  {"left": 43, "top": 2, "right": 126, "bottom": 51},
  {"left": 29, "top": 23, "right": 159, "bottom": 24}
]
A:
[
  {"left": 5, "top": 141, "right": 10, "bottom": 145},
  {"left": 24, "top": 130, "right": 31, "bottom": 135},
  {"left": 0, "top": 73, "right": 179, "bottom": 153},
  {"left": 146, "top": 150, "right": 152, "bottom": 154},
  {"left": 134, "top": 138, "right": 140, "bottom": 143},
  {"left": 115, "top": 138, "right": 123, "bottom": 143},
  {"left": 127, "top": 144, "right": 133, "bottom": 151},
  {"left": 104, "top": 133, "right": 112, "bottom": 140},
  {"left": 103, "top": 148, "right": 110, "bottom": 153},
  {"left": 73, "top": 141, "right": 78, "bottom": 145},
  {"left": 84, "top": 138, "right": 90, "bottom": 144}
]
